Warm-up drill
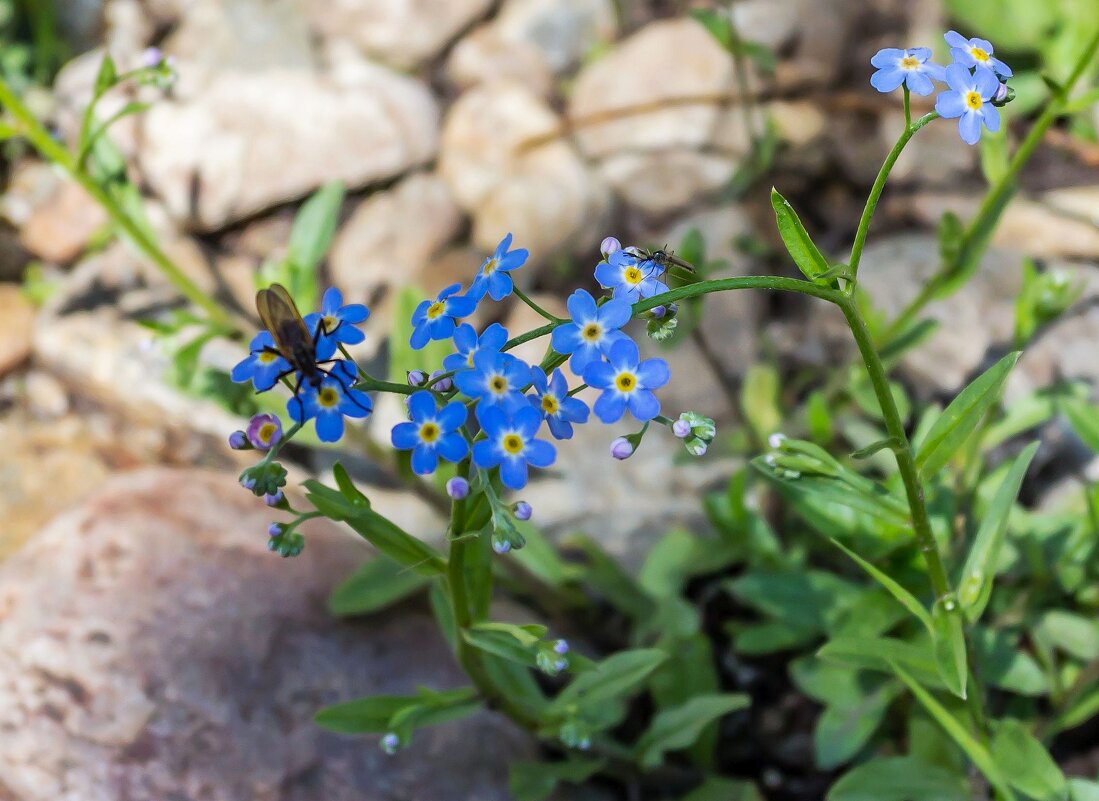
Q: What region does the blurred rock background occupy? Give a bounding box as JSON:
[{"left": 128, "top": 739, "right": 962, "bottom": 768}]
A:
[{"left": 2, "top": 0, "right": 1099, "bottom": 798}]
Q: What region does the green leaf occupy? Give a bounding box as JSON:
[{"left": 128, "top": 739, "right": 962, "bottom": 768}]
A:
[
  {"left": 741, "top": 363, "right": 783, "bottom": 442},
  {"left": 341, "top": 506, "right": 446, "bottom": 576},
  {"left": 1064, "top": 399, "right": 1099, "bottom": 452},
  {"left": 1069, "top": 779, "right": 1099, "bottom": 801},
  {"left": 726, "top": 569, "right": 861, "bottom": 634},
  {"left": 689, "top": 8, "right": 734, "bottom": 51},
  {"left": 553, "top": 649, "right": 667, "bottom": 709},
  {"left": 890, "top": 661, "right": 1016, "bottom": 800},
  {"left": 828, "top": 539, "right": 933, "bottom": 634},
  {"left": 680, "top": 777, "right": 764, "bottom": 801},
  {"left": 849, "top": 437, "right": 901, "bottom": 460},
  {"left": 332, "top": 462, "right": 371, "bottom": 508},
  {"left": 462, "top": 622, "right": 547, "bottom": 668},
  {"left": 314, "top": 694, "right": 419, "bottom": 734},
  {"left": 328, "top": 557, "right": 432, "bottom": 616},
  {"left": 958, "top": 442, "right": 1039, "bottom": 619},
  {"left": 285, "top": 180, "right": 344, "bottom": 311},
  {"left": 827, "top": 756, "right": 969, "bottom": 801},
  {"left": 915, "top": 352, "right": 1020, "bottom": 479},
  {"left": 303, "top": 479, "right": 356, "bottom": 521},
  {"left": 771, "top": 188, "right": 830, "bottom": 282},
  {"left": 971, "top": 627, "right": 1048, "bottom": 697},
  {"left": 562, "top": 533, "right": 653, "bottom": 620},
  {"left": 1036, "top": 610, "right": 1099, "bottom": 661},
  {"left": 815, "top": 682, "right": 899, "bottom": 769},
  {"left": 931, "top": 601, "right": 968, "bottom": 699},
  {"left": 508, "top": 758, "right": 605, "bottom": 801},
  {"left": 93, "top": 53, "right": 118, "bottom": 95},
  {"left": 818, "top": 637, "right": 943, "bottom": 688},
  {"left": 991, "top": 719, "right": 1068, "bottom": 801},
  {"left": 634, "top": 694, "right": 750, "bottom": 769}
]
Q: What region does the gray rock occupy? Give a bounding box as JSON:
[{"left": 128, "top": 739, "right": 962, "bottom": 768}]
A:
[
  {"left": 304, "top": 0, "right": 493, "bottom": 70},
  {"left": 440, "top": 80, "right": 610, "bottom": 257},
  {"left": 0, "top": 468, "right": 535, "bottom": 801},
  {"left": 567, "top": 18, "right": 751, "bottom": 215},
  {"left": 140, "top": 65, "right": 439, "bottom": 231}
]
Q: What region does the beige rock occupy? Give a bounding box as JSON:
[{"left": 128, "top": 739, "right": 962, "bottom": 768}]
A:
[
  {"left": 140, "top": 66, "right": 438, "bottom": 231},
  {"left": 494, "top": 0, "right": 616, "bottom": 73},
  {"left": 440, "top": 81, "right": 610, "bottom": 257},
  {"left": 305, "top": 0, "right": 493, "bottom": 69},
  {"left": 445, "top": 26, "right": 555, "bottom": 96},
  {"left": 0, "top": 467, "right": 533, "bottom": 800},
  {"left": 18, "top": 177, "right": 108, "bottom": 264},
  {"left": 329, "top": 172, "right": 463, "bottom": 306},
  {"left": 0, "top": 286, "right": 34, "bottom": 378},
  {"left": 568, "top": 19, "right": 750, "bottom": 214}
]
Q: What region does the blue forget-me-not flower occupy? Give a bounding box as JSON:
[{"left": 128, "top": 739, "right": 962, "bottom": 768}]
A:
[
  {"left": 583, "top": 339, "right": 670, "bottom": 424},
  {"left": 945, "top": 30, "right": 1012, "bottom": 78},
  {"left": 935, "top": 63, "right": 1001, "bottom": 145},
  {"left": 453, "top": 349, "right": 531, "bottom": 412},
  {"left": 444, "top": 322, "right": 509, "bottom": 372},
  {"left": 469, "top": 233, "right": 529, "bottom": 302},
  {"left": 595, "top": 250, "right": 666, "bottom": 303},
  {"left": 305, "top": 287, "right": 369, "bottom": 347},
  {"left": 472, "top": 405, "right": 556, "bottom": 490},
  {"left": 390, "top": 391, "right": 469, "bottom": 475},
  {"left": 529, "top": 367, "right": 590, "bottom": 440},
  {"left": 869, "top": 47, "right": 945, "bottom": 96},
  {"left": 287, "top": 361, "right": 373, "bottom": 442},
  {"left": 551, "top": 289, "right": 632, "bottom": 374}
]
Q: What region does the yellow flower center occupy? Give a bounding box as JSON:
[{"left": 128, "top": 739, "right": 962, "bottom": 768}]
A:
[
  {"left": 320, "top": 314, "right": 339, "bottom": 334},
  {"left": 318, "top": 387, "right": 341, "bottom": 408},
  {"left": 623, "top": 266, "right": 643, "bottom": 285},
  {"left": 467, "top": 351, "right": 476, "bottom": 367},
  {"left": 541, "top": 395, "right": 559, "bottom": 415},
  {"left": 965, "top": 90, "right": 983, "bottom": 111},
  {"left": 489, "top": 375, "right": 508, "bottom": 394},
  {"left": 900, "top": 55, "right": 919, "bottom": 70},
  {"left": 419, "top": 422, "right": 440, "bottom": 443},
  {"left": 258, "top": 351, "right": 280, "bottom": 364},
  {"left": 615, "top": 372, "right": 636, "bottom": 392},
  {"left": 971, "top": 47, "right": 989, "bottom": 62},
  {"left": 581, "top": 323, "right": 602, "bottom": 342},
  {"left": 426, "top": 301, "right": 446, "bottom": 320},
  {"left": 483, "top": 257, "right": 499, "bottom": 275},
  {"left": 257, "top": 422, "right": 278, "bottom": 444},
  {"left": 502, "top": 433, "right": 524, "bottom": 454}
]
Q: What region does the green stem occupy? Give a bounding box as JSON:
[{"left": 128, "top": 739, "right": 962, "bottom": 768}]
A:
[
  {"left": 848, "top": 112, "right": 938, "bottom": 280},
  {"left": 447, "top": 462, "right": 541, "bottom": 730},
  {"left": 0, "top": 75, "right": 239, "bottom": 334},
  {"left": 513, "top": 286, "right": 564, "bottom": 322},
  {"left": 837, "top": 296, "right": 952, "bottom": 601}
]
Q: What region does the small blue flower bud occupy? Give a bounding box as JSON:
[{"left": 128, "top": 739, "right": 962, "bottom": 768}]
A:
[
  {"left": 241, "top": 476, "right": 257, "bottom": 491},
  {"left": 672, "top": 418, "right": 691, "bottom": 438},
  {"left": 553, "top": 639, "right": 569, "bottom": 655},
  {"left": 407, "top": 370, "right": 427, "bottom": 386},
  {"left": 446, "top": 476, "right": 470, "bottom": 500},
  {"left": 685, "top": 438, "right": 709, "bottom": 457},
  {"left": 650, "top": 305, "right": 666, "bottom": 319},
  {"left": 513, "top": 501, "right": 532, "bottom": 521},
  {"left": 667, "top": 303, "right": 678, "bottom": 315},
  {"left": 142, "top": 47, "right": 163, "bottom": 68},
  {"left": 600, "top": 236, "right": 621, "bottom": 258},
  {"left": 228, "top": 430, "right": 249, "bottom": 450},
  {"left": 554, "top": 658, "right": 569, "bottom": 672},
  {"left": 492, "top": 537, "right": 511, "bottom": 555},
  {"left": 268, "top": 522, "right": 283, "bottom": 537},
  {"left": 380, "top": 733, "right": 400, "bottom": 755},
  {"left": 610, "top": 437, "right": 634, "bottom": 460},
  {"left": 768, "top": 432, "right": 786, "bottom": 449},
  {"left": 429, "top": 370, "right": 453, "bottom": 392},
  {"left": 264, "top": 489, "right": 284, "bottom": 507}
]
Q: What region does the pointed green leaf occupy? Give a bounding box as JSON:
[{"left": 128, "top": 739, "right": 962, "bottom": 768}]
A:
[
  {"left": 1064, "top": 399, "right": 1099, "bottom": 452},
  {"left": 328, "top": 557, "right": 431, "bottom": 616},
  {"left": 991, "top": 720, "right": 1067, "bottom": 801},
  {"left": 342, "top": 506, "right": 446, "bottom": 576},
  {"left": 829, "top": 539, "right": 933, "bottom": 633},
  {"left": 771, "top": 188, "right": 831, "bottom": 282},
  {"left": 553, "top": 649, "right": 667, "bottom": 709},
  {"left": 827, "top": 756, "right": 970, "bottom": 801},
  {"left": 509, "top": 758, "right": 606, "bottom": 801},
  {"left": 815, "top": 683, "right": 900, "bottom": 769},
  {"left": 932, "top": 601, "right": 968, "bottom": 699},
  {"left": 634, "top": 694, "right": 750, "bottom": 769},
  {"left": 890, "top": 662, "right": 1015, "bottom": 800},
  {"left": 959, "top": 442, "right": 1039, "bottom": 619},
  {"left": 915, "top": 352, "right": 1019, "bottom": 478}
]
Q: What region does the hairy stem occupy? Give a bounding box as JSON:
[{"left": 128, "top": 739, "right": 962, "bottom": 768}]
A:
[{"left": 0, "top": 75, "right": 239, "bottom": 334}]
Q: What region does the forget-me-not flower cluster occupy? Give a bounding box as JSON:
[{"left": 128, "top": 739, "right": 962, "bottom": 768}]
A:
[{"left": 870, "top": 30, "right": 1014, "bottom": 144}]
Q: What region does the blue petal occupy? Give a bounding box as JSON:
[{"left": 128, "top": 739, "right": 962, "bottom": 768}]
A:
[
  {"left": 454, "top": 370, "right": 485, "bottom": 398},
  {"left": 408, "top": 390, "right": 436, "bottom": 421},
  {"left": 909, "top": 47, "right": 932, "bottom": 61},
  {"left": 339, "top": 302, "right": 369, "bottom": 325},
  {"left": 606, "top": 338, "right": 639, "bottom": 371},
  {"left": 594, "top": 261, "right": 621, "bottom": 290},
  {"left": 959, "top": 111, "right": 982, "bottom": 144},
  {"left": 498, "top": 248, "right": 528, "bottom": 272},
  {"left": 500, "top": 457, "right": 529, "bottom": 490},
  {"left": 626, "top": 390, "right": 660, "bottom": 422},
  {"left": 989, "top": 57, "right": 1012, "bottom": 77},
  {"left": 944, "top": 62, "right": 972, "bottom": 92},
  {"left": 446, "top": 295, "right": 479, "bottom": 318},
  {"left": 548, "top": 369, "right": 568, "bottom": 397},
  {"left": 530, "top": 367, "right": 548, "bottom": 393},
  {"left": 935, "top": 89, "right": 966, "bottom": 119},
  {"left": 231, "top": 357, "right": 255, "bottom": 383},
  {"left": 250, "top": 331, "right": 275, "bottom": 350},
  {"left": 410, "top": 299, "right": 432, "bottom": 326},
  {"left": 480, "top": 323, "right": 509, "bottom": 351},
  {"left": 593, "top": 391, "right": 626, "bottom": 424},
  {"left": 410, "top": 322, "right": 432, "bottom": 350},
  {"left": 583, "top": 360, "right": 616, "bottom": 389},
  {"left": 472, "top": 439, "right": 501, "bottom": 469},
  {"left": 475, "top": 403, "right": 508, "bottom": 436},
  {"left": 315, "top": 410, "right": 344, "bottom": 442},
  {"left": 552, "top": 323, "right": 583, "bottom": 355},
  {"left": 391, "top": 421, "right": 420, "bottom": 450},
  {"left": 438, "top": 283, "right": 462, "bottom": 300},
  {"left": 453, "top": 323, "right": 477, "bottom": 352},
  {"left": 428, "top": 316, "right": 456, "bottom": 342},
  {"left": 561, "top": 396, "right": 589, "bottom": 424},
  {"left": 513, "top": 406, "right": 542, "bottom": 439},
  {"left": 870, "top": 66, "right": 906, "bottom": 93},
  {"left": 870, "top": 47, "right": 904, "bottom": 68},
  {"left": 411, "top": 445, "right": 439, "bottom": 475},
  {"left": 566, "top": 288, "right": 597, "bottom": 322},
  {"left": 525, "top": 439, "right": 555, "bottom": 468},
  {"left": 486, "top": 272, "right": 513, "bottom": 301},
  {"left": 980, "top": 104, "right": 1000, "bottom": 133},
  {"left": 436, "top": 401, "right": 467, "bottom": 431},
  {"left": 944, "top": 30, "right": 969, "bottom": 49},
  {"left": 495, "top": 232, "right": 513, "bottom": 257},
  {"left": 287, "top": 394, "right": 307, "bottom": 423},
  {"left": 436, "top": 432, "right": 469, "bottom": 463},
  {"left": 567, "top": 343, "right": 601, "bottom": 374},
  {"left": 597, "top": 297, "right": 632, "bottom": 329},
  {"left": 636, "top": 358, "right": 670, "bottom": 389},
  {"left": 341, "top": 389, "right": 373, "bottom": 418},
  {"left": 904, "top": 71, "right": 935, "bottom": 96},
  {"left": 547, "top": 416, "right": 573, "bottom": 439},
  {"left": 973, "top": 65, "right": 1000, "bottom": 97}
]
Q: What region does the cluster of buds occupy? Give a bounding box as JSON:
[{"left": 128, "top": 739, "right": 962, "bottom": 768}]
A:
[
  {"left": 535, "top": 639, "right": 570, "bottom": 676},
  {"left": 672, "top": 412, "right": 716, "bottom": 456}
]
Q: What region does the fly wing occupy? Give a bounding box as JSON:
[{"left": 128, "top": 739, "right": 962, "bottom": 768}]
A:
[
  {"left": 256, "top": 283, "right": 313, "bottom": 356},
  {"left": 661, "top": 252, "right": 696, "bottom": 272}
]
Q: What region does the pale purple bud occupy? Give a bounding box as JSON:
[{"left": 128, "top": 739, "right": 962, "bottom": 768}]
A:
[
  {"left": 493, "top": 539, "right": 511, "bottom": 555},
  {"left": 610, "top": 437, "right": 634, "bottom": 460},
  {"left": 553, "top": 639, "right": 569, "bottom": 655},
  {"left": 407, "top": 370, "right": 427, "bottom": 386},
  {"left": 993, "top": 82, "right": 1009, "bottom": 103},
  {"left": 650, "top": 305, "right": 667, "bottom": 319},
  {"left": 267, "top": 522, "right": 283, "bottom": 537},
  {"left": 429, "top": 370, "right": 453, "bottom": 392},
  {"left": 141, "top": 47, "right": 163, "bottom": 68},
  {"left": 600, "top": 236, "right": 622, "bottom": 258},
  {"left": 263, "top": 489, "right": 284, "bottom": 507},
  {"left": 380, "top": 733, "right": 400, "bottom": 755},
  {"left": 228, "top": 430, "right": 249, "bottom": 450},
  {"left": 672, "top": 419, "right": 691, "bottom": 438},
  {"left": 513, "top": 501, "right": 532, "bottom": 521},
  {"left": 768, "top": 432, "right": 786, "bottom": 449},
  {"left": 446, "top": 476, "right": 470, "bottom": 500}
]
